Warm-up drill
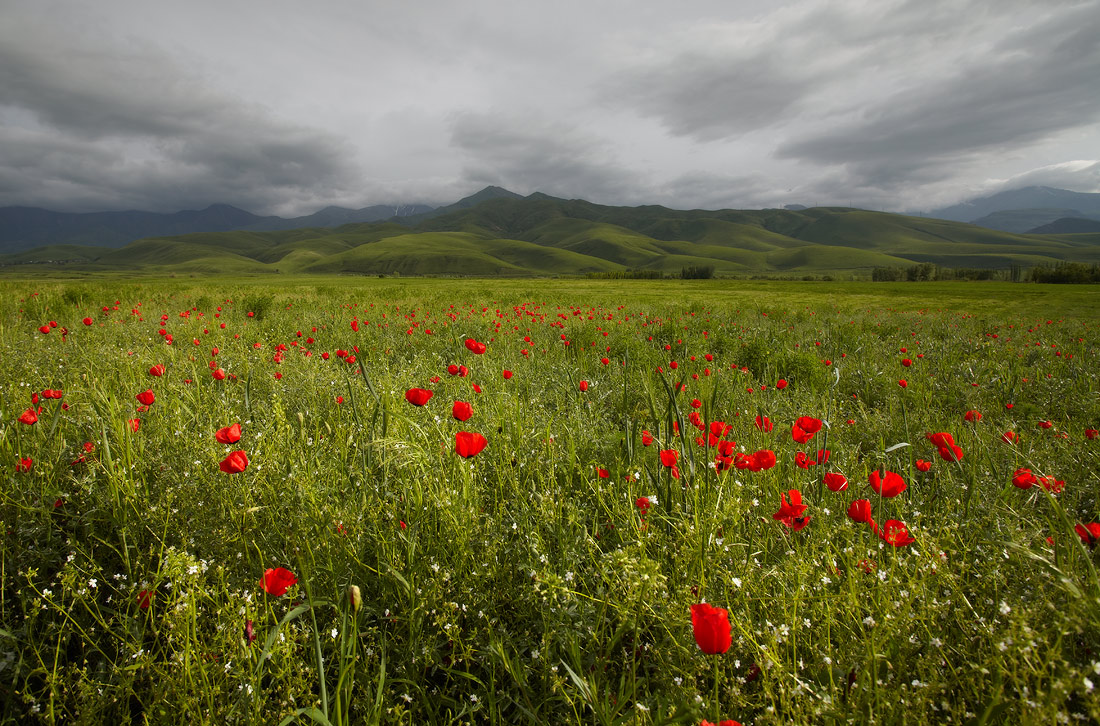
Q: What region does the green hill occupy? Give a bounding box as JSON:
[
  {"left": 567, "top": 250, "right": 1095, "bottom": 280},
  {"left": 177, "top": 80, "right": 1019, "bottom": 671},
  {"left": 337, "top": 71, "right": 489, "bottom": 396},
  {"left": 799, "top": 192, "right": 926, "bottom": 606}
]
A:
[{"left": 4, "top": 193, "right": 1100, "bottom": 277}]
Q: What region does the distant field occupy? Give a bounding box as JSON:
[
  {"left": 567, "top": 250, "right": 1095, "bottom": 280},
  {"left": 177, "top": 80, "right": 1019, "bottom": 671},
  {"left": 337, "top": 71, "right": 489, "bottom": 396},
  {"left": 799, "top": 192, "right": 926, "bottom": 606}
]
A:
[{"left": 3, "top": 277, "right": 1099, "bottom": 724}]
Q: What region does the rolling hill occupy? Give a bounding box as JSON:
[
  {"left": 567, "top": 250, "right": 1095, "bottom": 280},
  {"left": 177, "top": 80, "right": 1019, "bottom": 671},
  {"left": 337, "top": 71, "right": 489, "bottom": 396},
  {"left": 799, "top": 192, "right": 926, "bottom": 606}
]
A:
[{"left": 3, "top": 191, "right": 1100, "bottom": 277}]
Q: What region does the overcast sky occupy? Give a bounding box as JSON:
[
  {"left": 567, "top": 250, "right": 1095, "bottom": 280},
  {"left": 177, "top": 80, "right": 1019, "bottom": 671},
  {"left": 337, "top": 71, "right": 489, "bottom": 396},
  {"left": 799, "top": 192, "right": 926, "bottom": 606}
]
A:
[{"left": 2, "top": 0, "right": 1098, "bottom": 216}]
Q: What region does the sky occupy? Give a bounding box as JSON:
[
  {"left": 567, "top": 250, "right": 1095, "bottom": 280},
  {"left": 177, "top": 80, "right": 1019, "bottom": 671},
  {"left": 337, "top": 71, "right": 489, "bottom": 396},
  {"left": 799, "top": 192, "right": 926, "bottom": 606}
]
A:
[{"left": 2, "top": 0, "right": 1099, "bottom": 216}]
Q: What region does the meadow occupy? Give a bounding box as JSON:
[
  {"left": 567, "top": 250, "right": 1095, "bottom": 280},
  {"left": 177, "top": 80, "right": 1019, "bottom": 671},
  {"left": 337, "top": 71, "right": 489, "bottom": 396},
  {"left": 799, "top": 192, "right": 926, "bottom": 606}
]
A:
[{"left": 2, "top": 277, "right": 1099, "bottom": 725}]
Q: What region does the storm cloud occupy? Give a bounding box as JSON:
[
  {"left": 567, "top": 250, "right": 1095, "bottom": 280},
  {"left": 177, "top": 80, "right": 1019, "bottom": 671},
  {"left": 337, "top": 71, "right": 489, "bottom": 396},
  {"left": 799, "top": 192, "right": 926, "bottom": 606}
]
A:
[{"left": 1, "top": 0, "right": 1097, "bottom": 215}]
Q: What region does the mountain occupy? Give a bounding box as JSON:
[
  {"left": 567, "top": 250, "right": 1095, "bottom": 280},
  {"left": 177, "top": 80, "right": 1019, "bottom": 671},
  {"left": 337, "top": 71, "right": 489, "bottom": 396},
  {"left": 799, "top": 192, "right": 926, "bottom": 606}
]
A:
[
  {"left": 7, "top": 192, "right": 1098, "bottom": 277},
  {"left": 0, "top": 201, "right": 435, "bottom": 253},
  {"left": 967, "top": 208, "right": 1091, "bottom": 233},
  {"left": 1028, "top": 217, "right": 1100, "bottom": 234},
  {"left": 927, "top": 186, "right": 1100, "bottom": 226}
]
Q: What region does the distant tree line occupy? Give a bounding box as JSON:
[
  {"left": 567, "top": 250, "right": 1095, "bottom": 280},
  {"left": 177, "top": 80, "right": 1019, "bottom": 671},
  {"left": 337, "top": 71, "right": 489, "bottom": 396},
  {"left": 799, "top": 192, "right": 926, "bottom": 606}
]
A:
[
  {"left": 871, "top": 263, "right": 1025, "bottom": 282},
  {"left": 584, "top": 265, "right": 715, "bottom": 280}
]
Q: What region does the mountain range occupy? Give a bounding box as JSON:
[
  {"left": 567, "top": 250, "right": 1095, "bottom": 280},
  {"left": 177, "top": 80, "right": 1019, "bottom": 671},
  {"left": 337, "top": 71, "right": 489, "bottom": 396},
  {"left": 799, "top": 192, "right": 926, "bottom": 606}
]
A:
[{"left": 4, "top": 188, "right": 1098, "bottom": 278}]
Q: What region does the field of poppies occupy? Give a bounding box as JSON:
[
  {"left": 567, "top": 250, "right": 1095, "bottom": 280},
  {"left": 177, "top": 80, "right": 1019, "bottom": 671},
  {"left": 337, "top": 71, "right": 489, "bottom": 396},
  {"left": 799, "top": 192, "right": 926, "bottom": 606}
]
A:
[{"left": 2, "top": 277, "right": 1099, "bottom": 725}]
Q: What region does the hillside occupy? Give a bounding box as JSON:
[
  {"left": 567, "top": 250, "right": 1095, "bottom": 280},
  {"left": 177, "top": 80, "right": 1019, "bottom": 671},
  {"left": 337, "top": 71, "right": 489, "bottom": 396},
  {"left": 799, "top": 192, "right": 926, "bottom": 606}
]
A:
[{"left": 5, "top": 192, "right": 1099, "bottom": 278}]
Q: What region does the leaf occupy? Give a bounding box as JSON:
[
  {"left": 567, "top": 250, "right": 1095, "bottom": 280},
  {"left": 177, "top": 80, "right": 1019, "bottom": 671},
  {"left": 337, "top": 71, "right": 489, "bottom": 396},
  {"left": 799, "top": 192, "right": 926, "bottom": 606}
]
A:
[{"left": 883, "top": 442, "right": 910, "bottom": 453}]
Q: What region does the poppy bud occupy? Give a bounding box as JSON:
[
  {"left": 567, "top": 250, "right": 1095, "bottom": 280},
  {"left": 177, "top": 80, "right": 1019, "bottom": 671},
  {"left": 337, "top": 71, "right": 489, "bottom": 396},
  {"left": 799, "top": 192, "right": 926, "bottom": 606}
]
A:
[
  {"left": 348, "top": 585, "right": 362, "bottom": 612},
  {"left": 690, "top": 602, "right": 731, "bottom": 654}
]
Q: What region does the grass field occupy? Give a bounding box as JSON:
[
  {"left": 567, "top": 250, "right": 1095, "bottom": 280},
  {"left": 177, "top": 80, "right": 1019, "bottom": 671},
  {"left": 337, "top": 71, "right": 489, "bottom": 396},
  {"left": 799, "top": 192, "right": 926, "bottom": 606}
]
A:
[{"left": 2, "top": 277, "right": 1099, "bottom": 724}]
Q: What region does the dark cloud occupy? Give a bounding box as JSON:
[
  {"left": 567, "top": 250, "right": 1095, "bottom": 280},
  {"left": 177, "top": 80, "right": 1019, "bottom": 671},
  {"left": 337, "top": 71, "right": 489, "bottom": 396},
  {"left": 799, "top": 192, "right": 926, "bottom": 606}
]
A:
[
  {"left": 450, "top": 112, "right": 644, "bottom": 202},
  {"left": 0, "top": 15, "right": 360, "bottom": 214},
  {"left": 775, "top": 1, "right": 1100, "bottom": 189}
]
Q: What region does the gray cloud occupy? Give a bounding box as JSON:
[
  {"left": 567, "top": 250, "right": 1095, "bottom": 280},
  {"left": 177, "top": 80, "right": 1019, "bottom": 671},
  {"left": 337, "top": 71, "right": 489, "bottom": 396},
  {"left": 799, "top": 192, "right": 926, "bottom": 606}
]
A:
[{"left": 0, "top": 12, "right": 360, "bottom": 214}]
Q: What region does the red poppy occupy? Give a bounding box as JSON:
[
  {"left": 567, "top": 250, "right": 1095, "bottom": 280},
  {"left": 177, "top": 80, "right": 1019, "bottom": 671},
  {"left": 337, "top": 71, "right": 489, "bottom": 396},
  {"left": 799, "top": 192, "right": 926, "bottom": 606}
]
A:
[
  {"left": 212, "top": 368, "right": 227, "bottom": 380},
  {"left": 901, "top": 358, "right": 912, "bottom": 367},
  {"left": 219, "top": 450, "right": 249, "bottom": 474},
  {"left": 898, "top": 379, "right": 908, "bottom": 388},
  {"left": 452, "top": 400, "right": 473, "bottom": 422},
  {"left": 915, "top": 459, "right": 932, "bottom": 472},
  {"left": 149, "top": 364, "right": 166, "bottom": 377},
  {"left": 751, "top": 449, "right": 777, "bottom": 470},
  {"left": 701, "top": 720, "right": 742, "bottom": 726},
  {"left": 823, "top": 472, "right": 848, "bottom": 492},
  {"left": 690, "top": 602, "right": 731, "bottom": 654},
  {"left": 1075, "top": 523, "right": 1100, "bottom": 548},
  {"left": 868, "top": 470, "right": 906, "bottom": 498},
  {"left": 773, "top": 489, "right": 811, "bottom": 531},
  {"left": 964, "top": 410, "right": 982, "bottom": 422},
  {"left": 1038, "top": 420, "right": 1053, "bottom": 429},
  {"left": 635, "top": 496, "right": 652, "bottom": 516},
  {"left": 660, "top": 449, "right": 679, "bottom": 467},
  {"left": 15, "top": 457, "right": 33, "bottom": 473},
  {"left": 847, "top": 499, "right": 875, "bottom": 526},
  {"left": 260, "top": 567, "right": 298, "bottom": 596},
  {"left": 464, "top": 339, "right": 487, "bottom": 355},
  {"left": 1011, "top": 468, "right": 1037, "bottom": 489},
  {"left": 216, "top": 423, "right": 242, "bottom": 444},
  {"left": 405, "top": 388, "right": 433, "bottom": 406},
  {"left": 1001, "top": 431, "right": 1019, "bottom": 445},
  {"left": 579, "top": 380, "right": 589, "bottom": 392},
  {"left": 455, "top": 431, "right": 488, "bottom": 458},
  {"left": 794, "top": 449, "right": 830, "bottom": 468},
  {"left": 776, "top": 379, "right": 788, "bottom": 390},
  {"left": 82, "top": 317, "right": 93, "bottom": 326},
  {"left": 791, "top": 416, "right": 822, "bottom": 444},
  {"left": 641, "top": 430, "right": 654, "bottom": 446},
  {"left": 136, "top": 589, "right": 153, "bottom": 609},
  {"left": 1086, "top": 429, "right": 1098, "bottom": 440},
  {"left": 754, "top": 415, "right": 773, "bottom": 432},
  {"left": 18, "top": 408, "right": 38, "bottom": 425},
  {"left": 502, "top": 369, "right": 513, "bottom": 379},
  {"left": 597, "top": 467, "right": 609, "bottom": 478},
  {"left": 128, "top": 418, "right": 140, "bottom": 432},
  {"left": 880, "top": 519, "right": 915, "bottom": 547},
  {"left": 136, "top": 389, "right": 155, "bottom": 406},
  {"left": 1038, "top": 475, "right": 1064, "bottom": 494}
]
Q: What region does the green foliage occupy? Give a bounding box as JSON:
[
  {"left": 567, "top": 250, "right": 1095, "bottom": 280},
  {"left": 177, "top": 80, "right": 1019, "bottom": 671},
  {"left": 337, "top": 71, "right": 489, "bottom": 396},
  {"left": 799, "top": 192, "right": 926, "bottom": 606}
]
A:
[{"left": 1, "top": 278, "right": 1099, "bottom": 724}]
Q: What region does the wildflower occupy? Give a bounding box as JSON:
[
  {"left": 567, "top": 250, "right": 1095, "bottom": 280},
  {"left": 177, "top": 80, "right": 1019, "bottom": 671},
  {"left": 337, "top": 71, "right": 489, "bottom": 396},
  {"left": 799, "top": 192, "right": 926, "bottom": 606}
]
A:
[
  {"left": 219, "top": 450, "right": 249, "bottom": 474},
  {"left": 773, "top": 489, "right": 810, "bottom": 531},
  {"left": 579, "top": 380, "right": 589, "bottom": 392},
  {"left": 964, "top": 410, "right": 982, "bottom": 422},
  {"left": 405, "top": 388, "right": 433, "bottom": 406},
  {"left": 754, "top": 415, "right": 774, "bottom": 432},
  {"left": 455, "top": 431, "right": 487, "bottom": 458},
  {"left": 847, "top": 499, "right": 875, "bottom": 527},
  {"left": 880, "top": 520, "right": 915, "bottom": 547},
  {"left": 452, "top": 401, "right": 473, "bottom": 422},
  {"left": 641, "top": 430, "right": 654, "bottom": 446},
  {"left": 690, "top": 603, "right": 731, "bottom": 654},
  {"left": 136, "top": 390, "right": 155, "bottom": 406},
  {"left": 1011, "top": 468, "right": 1037, "bottom": 489},
  {"left": 1075, "top": 523, "right": 1100, "bottom": 548},
  {"left": 915, "top": 459, "right": 932, "bottom": 472},
  {"left": 19, "top": 408, "right": 38, "bottom": 425},
  {"left": 215, "top": 423, "right": 242, "bottom": 444},
  {"left": 15, "top": 457, "right": 33, "bottom": 473},
  {"left": 464, "top": 339, "right": 486, "bottom": 355},
  {"left": 136, "top": 590, "right": 153, "bottom": 609},
  {"left": 1001, "top": 431, "right": 1019, "bottom": 445},
  {"left": 260, "top": 567, "right": 298, "bottom": 596},
  {"left": 660, "top": 449, "right": 679, "bottom": 468},
  {"left": 149, "top": 364, "right": 166, "bottom": 377},
  {"left": 348, "top": 585, "right": 362, "bottom": 612},
  {"left": 868, "top": 469, "right": 906, "bottom": 498},
  {"left": 776, "top": 379, "right": 788, "bottom": 390},
  {"left": 823, "top": 472, "right": 848, "bottom": 492},
  {"left": 791, "top": 416, "right": 822, "bottom": 444}
]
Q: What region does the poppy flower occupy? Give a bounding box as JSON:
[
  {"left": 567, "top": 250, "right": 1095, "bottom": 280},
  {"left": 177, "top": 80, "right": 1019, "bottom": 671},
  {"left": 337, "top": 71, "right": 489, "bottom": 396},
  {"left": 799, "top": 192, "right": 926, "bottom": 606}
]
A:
[
  {"left": 260, "top": 567, "right": 298, "bottom": 596},
  {"left": 405, "top": 388, "right": 433, "bottom": 406},
  {"left": 823, "top": 472, "right": 848, "bottom": 492},
  {"left": 1075, "top": 523, "right": 1100, "bottom": 548},
  {"left": 794, "top": 449, "right": 830, "bottom": 468},
  {"left": 455, "top": 431, "right": 487, "bottom": 458},
  {"left": 898, "top": 379, "right": 908, "bottom": 388},
  {"left": 82, "top": 317, "right": 93, "bottom": 326},
  {"left": 128, "top": 418, "right": 140, "bottom": 432},
  {"left": 1001, "top": 431, "right": 1019, "bottom": 445},
  {"left": 690, "top": 602, "right": 731, "bottom": 654},
  {"left": 136, "top": 589, "right": 153, "bottom": 609},
  {"left": 776, "top": 379, "right": 788, "bottom": 390},
  {"left": 964, "top": 410, "right": 982, "bottom": 422},
  {"left": 773, "top": 489, "right": 811, "bottom": 531},
  {"left": 847, "top": 499, "right": 875, "bottom": 526},
  {"left": 879, "top": 519, "right": 915, "bottom": 547},
  {"left": 901, "top": 358, "right": 912, "bottom": 367},
  {"left": 754, "top": 415, "right": 774, "bottom": 432},
  {"left": 1011, "top": 468, "right": 1037, "bottom": 489},
  {"left": 751, "top": 449, "right": 777, "bottom": 470},
  {"left": 579, "top": 380, "right": 589, "bottom": 392},
  {"left": 641, "top": 430, "right": 654, "bottom": 447},
  {"left": 660, "top": 449, "right": 679, "bottom": 467},
  {"left": 791, "top": 416, "right": 823, "bottom": 444},
  {"left": 915, "top": 459, "right": 932, "bottom": 472},
  {"left": 868, "top": 470, "right": 906, "bottom": 498},
  {"left": 149, "top": 364, "right": 166, "bottom": 377},
  {"left": 502, "top": 369, "right": 513, "bottom": 379},
  {"left": 452, "top": 400, "right": 473, "bottom": 422},
  {"left": 1038, "top": 475, "right": 1065, "bottom": 494},
  {"left": 15, "top": 457, "right": 33, "bottom": 473},
  {"left": 1085, "top": 429, "right": 1098, "bottom": 440},
  {"left": 216, "top": 423, "right": 242, "bottom": 444},
  {"left": 596, "top": 467, "right": 609, "bottom": 478},
  {"left": 636, "top": 495, "right": 654, "bottom": 515},
  {"left": 464, "top": 339, "right": 487, "bottom": 355},
  {"left": 244, "top": 619, "right": 256, "bottom": 645},
  {"left": 212, "top": 368, "right": 227, "bottom": 380},
  {"left": 701, "top": 720, "right": 742, "bottom": 726},
  {"left": 18, "top": 408, "right": 38, "bottom": 425},
  {"left": 219, "top": 450, "right": 249, "bottom": 474}
]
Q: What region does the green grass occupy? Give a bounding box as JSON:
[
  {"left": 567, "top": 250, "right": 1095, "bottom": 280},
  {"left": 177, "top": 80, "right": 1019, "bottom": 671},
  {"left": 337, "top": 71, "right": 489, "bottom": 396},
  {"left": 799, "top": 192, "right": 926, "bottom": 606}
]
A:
[{"left": 1, "top": 277, "right": 1100, "bottom": 724}]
